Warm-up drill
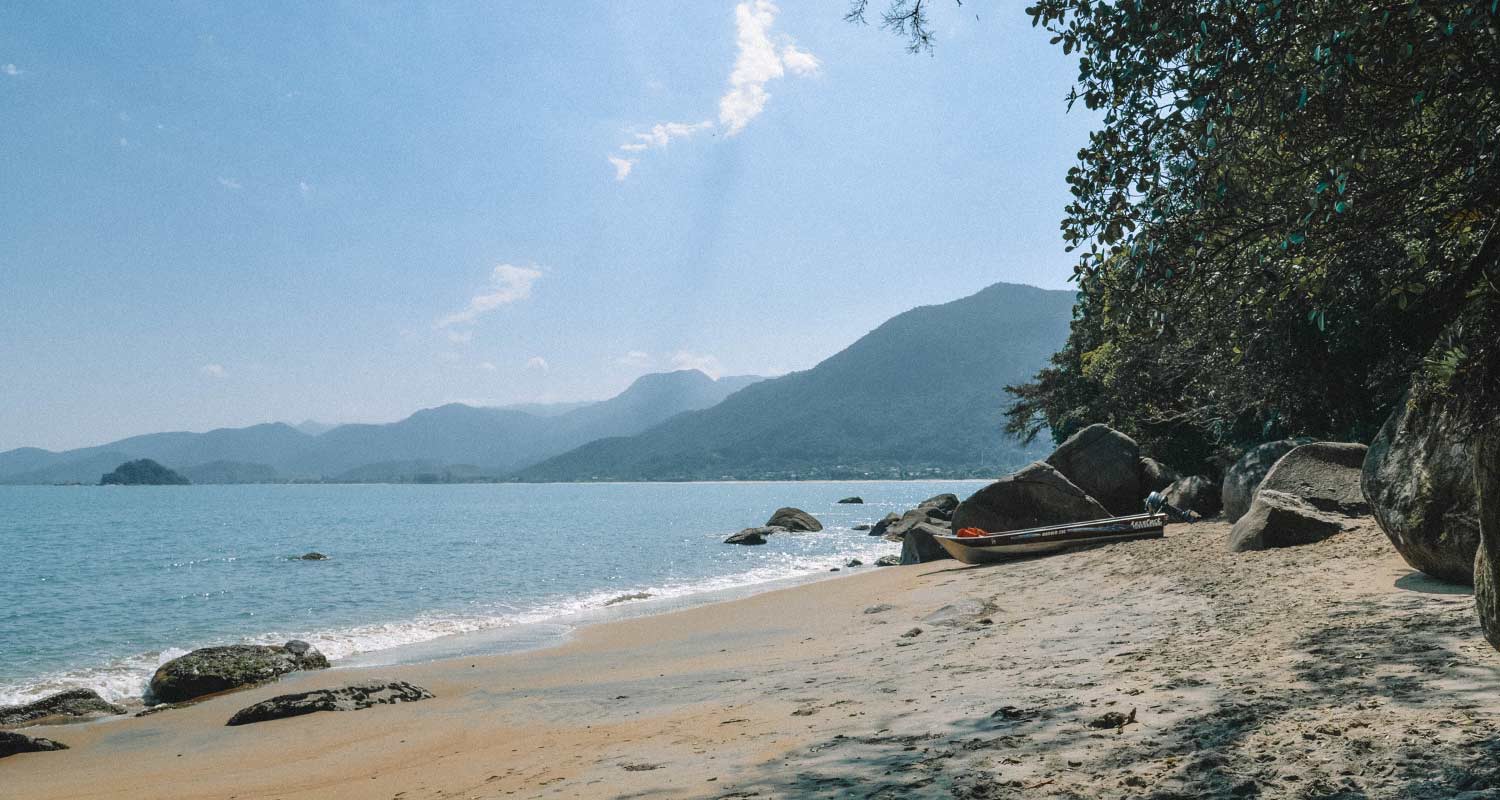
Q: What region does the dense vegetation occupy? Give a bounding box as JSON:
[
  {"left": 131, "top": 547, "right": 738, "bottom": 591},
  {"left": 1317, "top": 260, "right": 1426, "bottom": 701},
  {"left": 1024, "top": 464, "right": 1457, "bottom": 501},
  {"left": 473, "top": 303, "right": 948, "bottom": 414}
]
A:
[
  {"left": 857, "top": 0, "right": 1499, "bottom": 474},
  {"left": 99, "top": 459, "right": 190, "bottom": 486}
]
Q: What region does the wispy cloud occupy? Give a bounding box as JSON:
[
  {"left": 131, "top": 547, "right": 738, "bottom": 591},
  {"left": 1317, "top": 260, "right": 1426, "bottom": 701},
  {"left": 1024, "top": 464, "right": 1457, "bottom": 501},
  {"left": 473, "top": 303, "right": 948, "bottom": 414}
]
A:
[
  {"left": 609, "top": 0, "right": 816, "bottom": 179},
  {"left": 200, "top": 363, "right": 227, "bottom": 378},
  {"left": 2, "top": 64, "right": 21, "bottom": 77},
  {"left": 525, "top": 356, "right": 550, "bottom": 372},
  {"left": 616, "top": 350, "right": 652, "bottom": 367},
  {"left": 670, "top": 350, "right": 724, "bottom": 379},
  {"left": 479, "top": 361, "right": 497, "bottom": 372},
  {"left": 436, "top": 264, "right": 543, "bottom": 329},
  {"left": 217, "top": 176, "right": 242, "bottom": 191}
]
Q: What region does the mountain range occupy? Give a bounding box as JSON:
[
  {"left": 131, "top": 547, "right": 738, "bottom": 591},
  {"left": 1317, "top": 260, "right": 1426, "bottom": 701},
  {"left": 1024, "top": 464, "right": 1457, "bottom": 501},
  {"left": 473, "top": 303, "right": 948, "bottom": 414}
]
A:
[{"left": 0, "top": 281, "right": 1075, "bottom": 484}]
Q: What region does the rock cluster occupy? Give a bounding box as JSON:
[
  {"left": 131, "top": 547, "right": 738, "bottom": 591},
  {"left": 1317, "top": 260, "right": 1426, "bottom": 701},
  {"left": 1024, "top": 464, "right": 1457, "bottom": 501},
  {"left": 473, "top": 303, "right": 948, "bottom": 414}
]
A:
[
  {"left": 148, "top": 640, "right": 330, "bottom": 705},
  {"left": 226, "top": 681, "right": 433, "bottom": 726},
  {"left": 1228, "top": 442, "right": 1371, "bottom": 553},
  {"left": 0, "top": 689, "right": 125, "bottom": 728},
  {"left": 1222, "top": 439, "right": 1303, "bottom": 523}
]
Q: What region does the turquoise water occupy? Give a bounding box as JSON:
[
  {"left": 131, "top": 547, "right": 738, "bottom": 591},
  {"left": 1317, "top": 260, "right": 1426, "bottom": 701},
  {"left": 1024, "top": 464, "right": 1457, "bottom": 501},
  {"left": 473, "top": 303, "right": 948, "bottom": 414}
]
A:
[{"left": 0, "top": 481, "right": 981, "bottom": 706}]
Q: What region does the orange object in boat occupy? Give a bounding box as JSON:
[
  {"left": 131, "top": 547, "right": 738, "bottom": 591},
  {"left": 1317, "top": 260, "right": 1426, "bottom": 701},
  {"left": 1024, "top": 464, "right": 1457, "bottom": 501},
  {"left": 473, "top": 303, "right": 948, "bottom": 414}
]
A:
[{"left": 956, "top": 527, "right": 987, "bottom": 538}]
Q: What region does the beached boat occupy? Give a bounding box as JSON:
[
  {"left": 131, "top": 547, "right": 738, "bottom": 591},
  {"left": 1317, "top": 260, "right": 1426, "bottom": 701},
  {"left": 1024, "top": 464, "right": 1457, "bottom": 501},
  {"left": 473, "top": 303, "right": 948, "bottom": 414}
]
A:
[{"left": 933, "top": 512, "right": 1167, "bottom": 565}]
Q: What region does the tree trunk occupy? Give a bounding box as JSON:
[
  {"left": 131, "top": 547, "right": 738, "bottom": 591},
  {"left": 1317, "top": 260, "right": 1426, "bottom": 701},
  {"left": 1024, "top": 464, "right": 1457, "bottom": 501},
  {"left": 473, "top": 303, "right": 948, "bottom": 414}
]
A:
[{"left": 1473, "top": 428, "right": 1500, "bottom": 650}]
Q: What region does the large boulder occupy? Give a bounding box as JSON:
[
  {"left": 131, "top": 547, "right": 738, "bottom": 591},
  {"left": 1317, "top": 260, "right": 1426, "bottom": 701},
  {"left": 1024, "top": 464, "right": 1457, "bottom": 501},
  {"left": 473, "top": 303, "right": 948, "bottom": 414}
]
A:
[
  {"left": 1139, "top": 458, "right": 1180, "bottom": 494},
  {"left": 1363, "top": 394, "right": 1481, "bottom": 584},
  {"left": 0, "top": 689, "right": 125, "bottom": 728},
  {"left": 226, "top": 681, "right": 433, "bottom": 726},
  {"left": 884, "top": 507, "right": 950, "bottom": 541},
  {"left": 1045, "top": 424, "right": 1144, "bottom": 514},
  {"left": 1474, "top": 433, "right": 1500, "bottom": 651},
  {"left": 0, "top": 731, "right": 68, "bottom": 758},
  {"left": 1162, "top": 476, "right": 1223, "bottom": 518},
  {"left": 951, "top": 462, "right": 1111, "bottom": 536},
  {"left": 766, "top": 507, "right": 822, "bottom": 532},
  {"left": 899, "top": 522, "right": 953, "bottom": 565},
  {"left": 1258, "top": 442, "right": 1370, "bottom": 516},
  {"left": 1222, "top": 439, "right": 1303, "bottom": 523},
  {"left": 916, "top": 493, "right": 961, "bottom": 518},
  {"left": 869, "top": 512, "right": 901, "bottom": 537},
  {"left": 148, "top": 641, "right": 330, "bottom": 705},
  {"left": 1228, "top": 490, "right": 1351, "bottom": 552}
]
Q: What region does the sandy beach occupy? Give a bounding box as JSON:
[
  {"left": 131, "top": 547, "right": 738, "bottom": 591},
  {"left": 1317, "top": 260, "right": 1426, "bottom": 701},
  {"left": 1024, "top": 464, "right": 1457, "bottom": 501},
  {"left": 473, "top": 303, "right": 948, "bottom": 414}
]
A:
[{"left": 6, "top": 519, "right": 1500, "bottom": 799}]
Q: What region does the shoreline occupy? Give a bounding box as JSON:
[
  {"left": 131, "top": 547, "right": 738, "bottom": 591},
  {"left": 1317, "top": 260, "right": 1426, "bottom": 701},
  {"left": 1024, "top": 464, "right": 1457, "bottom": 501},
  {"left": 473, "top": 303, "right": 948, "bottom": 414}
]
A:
[{"left": 7, "top": 518, "right": 1500, "bottom": 799}]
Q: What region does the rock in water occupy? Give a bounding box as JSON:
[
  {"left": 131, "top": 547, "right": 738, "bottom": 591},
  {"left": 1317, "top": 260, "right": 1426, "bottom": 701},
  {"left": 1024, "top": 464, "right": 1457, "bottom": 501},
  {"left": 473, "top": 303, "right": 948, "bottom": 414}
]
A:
[
  {"left": 1222, "top": 439, "right": 1303, "bottom": 523},
  {"left": 766, "top": 507, "right": 822, "bottom": 532},
  {"left": 298, "top": 552, "right": 328, "bottom": 561},
  {"left": 148, "top": 641, "right": 330, "bottom": 705},
  {"left": 884, "top": 507, "right": 951, "bottom": 541},
  {"left": 1045, "top": 424, "right": 1144, "bottom": 514},
  {"left": 836, "top": 496, "right": 864, "bottom": 504},
  {"left": 916, "top": 493, "right": 960, "bottom": 517},
  {"left": 1474, "top": 433, "right": 1500, "bottom": 651},
  {"left": 1227, "top": 490, "right": 1350, "bottom": 552},
  {"left": 951, "top": 462, "right": 1110, "bottom": 537},
  {"left": 0, "top": 731, "right": 68, "bottom": 758},
  {"left": 852, "top": 523, "right": 873, "bottom": 531},
  {"left": 900, "top": 522, "right": 953, "bottom": 565},
  {"left": 0, "top": 688, "right": 126, "bottom": 728},
  {"left": 869, "top": 512, "right": 901, "bottom": 537},
  {"left": 1139, "top": 458, "right": 1180, "bottom": 493},
  {"left": 1163, "top": 476, "right": 1223, "bottom": 518},
  {"left": 1258, "top": 442, "right": 1370, "bottom": 516},
  {"left": 1363, "top": 393, "right": 1480, "bottom": 584},
  {"left": 725, "top": 527, "right": 777, "bottom": 545},
  {"left": 226, "top": 681, "right": 433, "bottom": 726},
  {"left": 874, "top": 554, "right": 901, "bottom": 567}
]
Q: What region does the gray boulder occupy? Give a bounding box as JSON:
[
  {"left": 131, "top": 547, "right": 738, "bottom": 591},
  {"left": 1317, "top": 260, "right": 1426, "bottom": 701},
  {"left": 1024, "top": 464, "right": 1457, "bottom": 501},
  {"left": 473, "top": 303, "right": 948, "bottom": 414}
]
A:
[
  {"left": 1222, "top": 439, "right": 1303, "bottom": 523},
  {"left": 874, "top": 554, "right": 901, "bottom": 567},
  {"left": 148, "top": 641, "right": 330, "bottom": 705},
  {"left": 1045, "top": 424, "right": 1144, "bottom": 514},
  {"left": 1259, "top": 442, "right": 1370, "bottom": 516},
  {"left": 0, "top": 731, "right": 68, "bottom": 758},
  {"left": 1139, "top": 458, "right": 1180, "bottom": 493},
  {"left": 766, "top": 507, "right": 822, "bottom": 532},
  {"left": 0, "top": 688, "right": 125, "bottom": 728},
  {"left": 837, "top": 496, "right": 864, "bottom": 504},
  {"left": 1363, "top": 394, "right": 1480, "bottom": 584},
  {"left": 900, "top": 522, "right": 953, "bottom": 565},
  {"left": 226, "top": 681, "right": 433, "bottom": 726},
  {"left": 852, "top": 523, "right": 872, "bottom": 532},
  {"left": 951, "top": 461, "right": 1111, "bottom": 536},
  {"left": 1163, "top": 476, "right": 1222, "bottom": 518},
  {"left": 1228, "top": 490, "right": 1351, "bottom": 552},
  {"left": 869, "top": 512, "right": 901, "bottom": 537},
  {"left": 916, "top": 493, "right": 961, "bottom": 517},
  {"left": 884, "top": 507, "right": 950, "bottom": 542},
  {"left": 725, "top": 527, "right": 778, "bottom": 545}
]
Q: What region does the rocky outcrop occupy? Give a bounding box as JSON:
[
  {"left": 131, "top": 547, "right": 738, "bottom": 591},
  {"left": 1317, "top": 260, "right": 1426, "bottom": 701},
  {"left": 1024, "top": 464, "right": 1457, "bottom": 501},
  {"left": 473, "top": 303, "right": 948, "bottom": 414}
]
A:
[
  {"left": 1163, "top": 476, "right": 1222, "bottom": 518},
  {"left": 766, "top": 507, "right": 822, "bottom": 532},
  {"left": 884, "top": 507, "right": 950, "bottom": 542},
  {"left": 1139, "top": 458, "right": 1180, "bottom": 494},
  {"left": 899, "top": 522, "right": 953, "bottom": 565},
  {"left": 1258, "top": 442, "right": 1370, "bottom": 516},
  {"left": 0, "top": 689, "right": 125, "bottom": 728},
  {"left": 837, "top": 496, "right": 864, "bottom": 504},
  {"left": 148, "top": 641, "right": 330, "bottom": 705},
  {"left": 869, "top": 512, "right": 901, "bottom": 537},
  {"left": 1045, "top": 424, "right": 1144, "bottom": 514},
  {"left": 1222, "top": 439, "right": 1302, "bottom": 523},
  {"left": 725, "top": 527, "right": 779, "bottom": 545},
  {"left": 1474, "top": 433, "right": 1500, "bottom": 651},
  {"left": 1363, "top": 394, "right": 1481, "bottom": 584},
  {"left": 951, "top": 462, "right": 1111, "bottom": 536},
  {"left": 1228, "top": 490, "right": 1351, "bottom": 552},
  {"left": 0, "top": 731, "right": 68, "bottom": 758},
  {"left": 226, "top": 681, "right": 434, "bottom": 726},
  {"left": 916, "top": 493, "right": 960, "bottom": 517}
]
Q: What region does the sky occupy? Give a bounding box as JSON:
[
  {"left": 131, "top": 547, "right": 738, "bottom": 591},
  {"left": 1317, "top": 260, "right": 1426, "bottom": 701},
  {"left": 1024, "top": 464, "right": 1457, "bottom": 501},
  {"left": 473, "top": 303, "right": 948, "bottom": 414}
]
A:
[{"left": 0, "top": 1, "right": 1096, "bottom": 452}]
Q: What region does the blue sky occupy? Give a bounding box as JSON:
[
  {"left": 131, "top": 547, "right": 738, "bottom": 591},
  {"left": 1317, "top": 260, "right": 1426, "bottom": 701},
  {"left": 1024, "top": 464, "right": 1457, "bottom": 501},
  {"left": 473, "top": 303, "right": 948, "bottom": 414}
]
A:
[{"left": 0, "top": 2, "right": 1094, "bottom": 452}]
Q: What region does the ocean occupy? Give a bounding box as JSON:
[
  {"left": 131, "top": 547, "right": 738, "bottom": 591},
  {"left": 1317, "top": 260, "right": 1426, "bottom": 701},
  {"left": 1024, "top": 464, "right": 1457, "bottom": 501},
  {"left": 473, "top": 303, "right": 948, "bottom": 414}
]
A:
[{"left": 0, "top": 480, "right": 983, "bottom": 707}]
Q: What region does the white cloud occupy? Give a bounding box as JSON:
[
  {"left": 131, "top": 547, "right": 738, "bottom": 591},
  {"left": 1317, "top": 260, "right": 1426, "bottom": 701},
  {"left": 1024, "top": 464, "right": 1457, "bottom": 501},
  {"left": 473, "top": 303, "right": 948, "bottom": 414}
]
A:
[
  {"left": 479, "top": 361, "right": 497, "bottom": 371},
  {"left": 633, "top": 120, "right": 713, "bottom": 149},
  {"left": 781, "top": 43, "right": 821, "bottom": 76},
  {"left": 200, "top": 363, "right": 227, "bottom": 378},
  {"left": 217, "top": 176, "right": 242, "bottom": 190},
  {"left": 2, "top": 64, "right": 21, "bottom": 77},
  {"left": 616, "top": 350, "right": 652, "bottom": 367},
  {"left": 436, "top": 264, "right": 543, "bottom": 328},
  {"left": 670, "top": 350, "right": 724, "bottom": 379},
  {"left": 525, "top": 356, "right": 550, "bottom": 372},
  {"left": 608, "top": 155, "right": 637, "bottom": 181}
]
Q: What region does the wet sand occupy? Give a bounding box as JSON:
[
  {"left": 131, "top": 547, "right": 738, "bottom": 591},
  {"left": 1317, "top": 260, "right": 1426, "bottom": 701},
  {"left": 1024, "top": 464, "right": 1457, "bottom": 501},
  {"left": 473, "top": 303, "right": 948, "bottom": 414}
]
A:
[{"left": 5, "top": 519, "right": 1500, "bottom": 799}]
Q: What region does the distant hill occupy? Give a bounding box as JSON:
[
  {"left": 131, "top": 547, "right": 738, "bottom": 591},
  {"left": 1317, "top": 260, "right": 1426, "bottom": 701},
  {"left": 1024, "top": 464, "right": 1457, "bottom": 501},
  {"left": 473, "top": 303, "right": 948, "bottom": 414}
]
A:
[
  {"left": 518, "top": 282, "right": 1074, "bottom": 481},
  {"left": 100, "top": 459, "right": 190, "bottom": 486},
  {"left": 0, "top": 370, "right": 763, "bottom": 484}
]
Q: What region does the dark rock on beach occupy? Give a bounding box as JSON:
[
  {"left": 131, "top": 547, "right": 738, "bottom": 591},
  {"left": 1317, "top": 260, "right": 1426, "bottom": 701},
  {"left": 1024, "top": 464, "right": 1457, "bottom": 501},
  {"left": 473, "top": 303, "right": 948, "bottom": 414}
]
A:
[
  {"left": 1045, "top": 424, "right": 1144, "bottom": 514},
  {"left": 1139, "top": 457, "right": 1180, "bottom": 494},
  {"left": 0, "top": 731, "right": 68, "bottom": 758},
  {"left": 0, "top": 688, "right": 126, "bottom": 728},
  {"left": 1363, "top": 393, "right": 1480, "bottom": 584},
  {"left": 725, "top": 527, "right": 778, "bottom": 545},
  {"left": 148, "top": 641, "right": 330, "bottom": 705},
  {"left": 916, "top": 493, "right": 960, "bottom": 517},
  {"left": 836, "top": 496, "right": 864, "bottom": 504},
  {"left": 1222, "top": 439, "right": 1302, "bottom": 523},
  {"left": 766, "top": 507, "right": 822, "bottom": 532},
  {"left": 1228, "top": 489, "right": 1351, "bottom": 552},
  {"left": 869, "top": 512, "right": 901, "bottom": 537},
  {"left": 1258, "top": 441, "right": 1370, "bottom": 516},
  {"left": 226, "top": 680, "right": 434, "bottom": 726},
  {"left": 900, "top": 521, "right": 954, "bottom": 565},
  {"left": 874, "top": 554, "right": 901, "bottom": 567},
  {"left": 1473, "top": 436, "right": 1500, "bottom": 650},
  {"left": 1163, "top": 475, "right": 1223, "bottom": 518},
  {"left": 884, "top": 507, "right": 950, "bottom": 541},
  {"left": 952, "top": 461, "right": 1110, "bottom": 537}
]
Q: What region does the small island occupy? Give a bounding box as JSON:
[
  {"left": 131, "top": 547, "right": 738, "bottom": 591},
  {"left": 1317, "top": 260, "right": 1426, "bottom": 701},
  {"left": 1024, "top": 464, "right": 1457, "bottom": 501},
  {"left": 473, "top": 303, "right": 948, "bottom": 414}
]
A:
[{"left": 99, "top": 459, "right": 190, "bottom": 486}]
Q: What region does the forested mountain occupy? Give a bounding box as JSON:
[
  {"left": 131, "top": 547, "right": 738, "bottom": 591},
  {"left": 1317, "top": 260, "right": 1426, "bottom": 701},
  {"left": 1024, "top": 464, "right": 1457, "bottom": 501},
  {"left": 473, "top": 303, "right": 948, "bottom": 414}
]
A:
[{"left": 518, "top": 282, "right": 1074, "bottom": 481}]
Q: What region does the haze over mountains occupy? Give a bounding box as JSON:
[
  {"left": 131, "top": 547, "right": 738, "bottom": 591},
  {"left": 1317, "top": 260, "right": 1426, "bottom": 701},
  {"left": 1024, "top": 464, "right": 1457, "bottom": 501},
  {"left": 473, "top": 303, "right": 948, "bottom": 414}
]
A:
[{"left": 0, "top": 282, "right": 1075, "bottom": 484}]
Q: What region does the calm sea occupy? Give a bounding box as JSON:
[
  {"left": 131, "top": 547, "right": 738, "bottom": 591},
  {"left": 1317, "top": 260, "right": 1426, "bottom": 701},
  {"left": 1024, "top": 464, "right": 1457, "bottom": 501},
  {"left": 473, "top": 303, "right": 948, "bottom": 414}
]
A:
[{"left": 0, "top": 481, "right": 982, "bottom": 706}]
